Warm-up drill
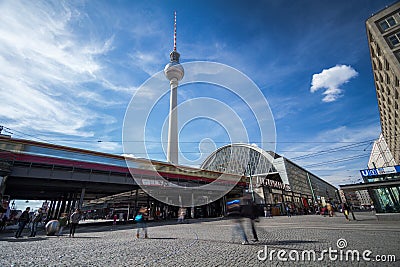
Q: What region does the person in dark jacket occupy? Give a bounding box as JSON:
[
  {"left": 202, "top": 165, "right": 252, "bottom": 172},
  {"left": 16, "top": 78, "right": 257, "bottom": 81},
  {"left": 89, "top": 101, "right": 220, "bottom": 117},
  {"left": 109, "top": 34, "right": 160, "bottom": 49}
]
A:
[
  {"left": 227, "top": 199, "right": 249, "bottom": 245},
  {"left": 29, "top": 208, "right": 42, "bottom": 237},
  {"left": 69, "top": 208, "right": 81, "bottom": 237},
  {"left": 15, "top": 207, "right": 30, "bottom": 238},
  {"left": 242, "top": 202, "right": 259, "bottom": 242}
]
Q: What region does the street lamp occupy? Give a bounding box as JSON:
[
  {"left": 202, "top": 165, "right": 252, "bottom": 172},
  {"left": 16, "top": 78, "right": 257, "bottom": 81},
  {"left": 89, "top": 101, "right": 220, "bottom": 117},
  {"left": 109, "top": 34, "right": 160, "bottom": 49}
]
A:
[{"left": 245, "top": 163, "right": 255, "bottom": 202}]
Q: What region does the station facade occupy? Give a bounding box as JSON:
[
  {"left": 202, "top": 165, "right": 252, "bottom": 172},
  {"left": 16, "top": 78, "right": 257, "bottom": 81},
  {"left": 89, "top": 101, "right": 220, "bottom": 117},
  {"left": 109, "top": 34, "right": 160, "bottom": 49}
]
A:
[{"left": 201, "top": 143, "right": 338, "bottom": 215}]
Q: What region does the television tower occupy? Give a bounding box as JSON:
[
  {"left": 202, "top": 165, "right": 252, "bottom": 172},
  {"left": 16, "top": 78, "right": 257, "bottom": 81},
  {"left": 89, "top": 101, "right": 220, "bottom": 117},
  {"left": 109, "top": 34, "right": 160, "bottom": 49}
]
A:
[{"left": 164, "top": 11, "right": 184, "bottom": 164}]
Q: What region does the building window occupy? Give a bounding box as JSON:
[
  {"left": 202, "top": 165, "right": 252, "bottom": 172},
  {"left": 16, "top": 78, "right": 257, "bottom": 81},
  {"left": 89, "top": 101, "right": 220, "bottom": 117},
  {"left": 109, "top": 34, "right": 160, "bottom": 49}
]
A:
[
  {"left": 386, "top": 73, "right": 391, "bottom": 85},
  {"left": 388, "top": 32, "right": 400, "bottom": 46},
  {"left": 377, "top": 44, "right": 382, "bottom": 56},
  {"left": 379, "top": 16, "right": 397, "bottom": 31},
  {"left": 384, "top": 58, "right": 390, "bottom": 70}
]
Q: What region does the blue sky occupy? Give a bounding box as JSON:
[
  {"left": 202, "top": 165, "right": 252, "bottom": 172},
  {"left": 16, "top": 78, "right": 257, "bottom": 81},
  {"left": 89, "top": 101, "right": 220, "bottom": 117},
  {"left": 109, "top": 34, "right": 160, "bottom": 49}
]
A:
[{"left": 0, "top": 0, "right": 396, "bottom": 204}]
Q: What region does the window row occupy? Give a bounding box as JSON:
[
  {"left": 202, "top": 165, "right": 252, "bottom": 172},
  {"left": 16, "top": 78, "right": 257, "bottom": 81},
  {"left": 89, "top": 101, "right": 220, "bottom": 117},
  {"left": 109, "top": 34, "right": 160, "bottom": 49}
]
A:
[
  {"left": 379, "top": 15, "right": 397, "bottom": 31},
  {"left": 388, "top": 32, "right": 400, "bottom": 46}
]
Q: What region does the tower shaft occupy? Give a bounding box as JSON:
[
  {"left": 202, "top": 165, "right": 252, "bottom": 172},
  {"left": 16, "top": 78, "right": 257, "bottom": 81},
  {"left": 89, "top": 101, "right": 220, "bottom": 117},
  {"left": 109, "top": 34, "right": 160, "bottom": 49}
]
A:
[{"left": 167, "top": 79, "right": 178, "bottom": 164}]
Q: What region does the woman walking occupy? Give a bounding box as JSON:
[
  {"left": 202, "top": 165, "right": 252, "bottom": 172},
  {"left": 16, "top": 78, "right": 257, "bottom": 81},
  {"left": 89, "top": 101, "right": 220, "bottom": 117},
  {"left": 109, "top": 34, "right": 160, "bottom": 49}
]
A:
[{"left": 135, "top": 207, "right": 149, "bottom": 239}]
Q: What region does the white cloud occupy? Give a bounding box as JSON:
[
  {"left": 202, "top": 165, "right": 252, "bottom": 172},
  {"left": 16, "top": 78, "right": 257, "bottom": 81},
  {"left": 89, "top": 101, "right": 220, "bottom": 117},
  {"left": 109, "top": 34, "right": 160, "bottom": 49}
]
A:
[
  {"left": 0, "top": 1, "right": 123, "bottom": 138},
  {"left": 310, "top": 65, "right": 358, "bottom": 102}
]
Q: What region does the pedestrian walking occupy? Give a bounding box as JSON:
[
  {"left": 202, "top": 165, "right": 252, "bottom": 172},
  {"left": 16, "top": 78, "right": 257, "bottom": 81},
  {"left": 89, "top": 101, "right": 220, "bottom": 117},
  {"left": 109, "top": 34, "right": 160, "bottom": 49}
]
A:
[
  {"left": 343, "top": 203, "right": 350, "bottom": 221},
  {"left": 227, "top": 199, "right": 249, "bottom": 245},
  {"left": 29, "top": 208, "right": 42, "bottom": 237},
  {"left": 15, "top": 207, "right": 30, "bottom": 238},
  {"left": 57, "top": 213, "right": 68, "bottom": 236},
  {"left": 327, "top": 202, "right": 334, "bottom": 217},
  {"left": 286, "top": 204, "right": 292, "bottom": 217},
  {"left": 112, "top": 213, "right": 118, "bottom": 230},
  {"left": 69, "top": 208, "right": 81, "bottom": 237},
  {"left": 177, "top": 208, "right": 186, "bottom": 224},
  {"left": 243, "top": 201, "right": 258, "bottom": 242},
  {"left": 135, "top": 207, "right": 148, "bottom": 238}
]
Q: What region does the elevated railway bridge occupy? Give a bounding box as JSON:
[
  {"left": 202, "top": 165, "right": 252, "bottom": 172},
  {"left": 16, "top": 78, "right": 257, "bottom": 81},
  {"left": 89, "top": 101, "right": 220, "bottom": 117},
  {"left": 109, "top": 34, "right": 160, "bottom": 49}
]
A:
[{"left": 0, "top": 136, "right": 245, "bottom": 220}]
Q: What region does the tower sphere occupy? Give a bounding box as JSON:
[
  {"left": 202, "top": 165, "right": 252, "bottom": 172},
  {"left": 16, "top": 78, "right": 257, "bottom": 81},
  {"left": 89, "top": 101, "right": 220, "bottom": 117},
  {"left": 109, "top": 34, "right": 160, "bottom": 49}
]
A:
[{"left": 164, "top": 61, "right": 184, "bottom": 82}]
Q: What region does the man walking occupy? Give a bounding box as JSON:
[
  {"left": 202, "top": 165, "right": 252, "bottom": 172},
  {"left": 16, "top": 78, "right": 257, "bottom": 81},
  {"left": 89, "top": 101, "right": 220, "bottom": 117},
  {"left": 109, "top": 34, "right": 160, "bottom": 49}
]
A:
[
  {"left": 15, "top": 207, "right": 30, "bottom": 238},
  {"left": 29, "top": 208, "right": 42, "bottom": 237},
  {"left": 69, "top": 208, "right": 81, "bottom": 238}
]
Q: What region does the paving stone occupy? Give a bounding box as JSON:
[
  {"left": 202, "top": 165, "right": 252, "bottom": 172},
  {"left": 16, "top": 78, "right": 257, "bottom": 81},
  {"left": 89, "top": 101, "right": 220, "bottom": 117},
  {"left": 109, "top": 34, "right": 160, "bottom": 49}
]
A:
[{"left": 0, "top": 212, "right": 398, "bottom": 266}]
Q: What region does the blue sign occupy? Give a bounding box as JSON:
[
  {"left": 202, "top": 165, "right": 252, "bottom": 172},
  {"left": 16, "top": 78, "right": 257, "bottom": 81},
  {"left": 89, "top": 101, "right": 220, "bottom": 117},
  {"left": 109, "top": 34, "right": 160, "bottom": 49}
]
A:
[{"left": 360, "top": 165, "right": 400, "bottom": 177}]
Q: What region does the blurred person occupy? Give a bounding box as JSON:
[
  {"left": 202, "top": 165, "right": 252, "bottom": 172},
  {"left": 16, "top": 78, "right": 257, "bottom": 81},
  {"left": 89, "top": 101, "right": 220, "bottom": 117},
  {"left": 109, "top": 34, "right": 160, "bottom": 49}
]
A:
[
  {"left": 69, "top": 208, "right": 81, "bottom": 237},
  {"left": 343, "top": 203, "right": 350, "bottom": 221},
  {"left": 15, "top": 207, "right": 30, "bottom": 238},
  {"left": 57, "top": 213, "right": 68, "bottom": 236},
  {"left": 227, "top": 199, "right": 248, "bottom": 245},
  {"left": 29, "top": 208, "right": 42, "bottom": 237},
  {"left": 177, "top": 208, "right": 186, "bottom": 224},
  {"left": 242, "top": 201, "right": 259, "bottom": 242},
  {"left": 135, "top": 207, "right": 148, "bottom": 238},
  {"left": 112, "top": 213, "right": 118, "bottom": 229},
  {"left": 285, "top": 204, "right": 292, "bottom": 217}
]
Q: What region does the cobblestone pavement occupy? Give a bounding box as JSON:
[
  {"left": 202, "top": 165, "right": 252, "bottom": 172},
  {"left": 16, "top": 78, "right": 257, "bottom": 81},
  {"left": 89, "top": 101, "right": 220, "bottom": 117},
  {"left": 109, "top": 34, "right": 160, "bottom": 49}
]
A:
[{"left": 0, "top": 212, "right": 399, "bottom": 266}]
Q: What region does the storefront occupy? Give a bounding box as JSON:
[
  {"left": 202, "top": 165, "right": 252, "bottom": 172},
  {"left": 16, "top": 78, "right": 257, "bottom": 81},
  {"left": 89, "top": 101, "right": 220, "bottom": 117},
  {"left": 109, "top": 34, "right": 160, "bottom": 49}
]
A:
[{"left": 252, "top": 176, "right": 314, "bottom": 215}]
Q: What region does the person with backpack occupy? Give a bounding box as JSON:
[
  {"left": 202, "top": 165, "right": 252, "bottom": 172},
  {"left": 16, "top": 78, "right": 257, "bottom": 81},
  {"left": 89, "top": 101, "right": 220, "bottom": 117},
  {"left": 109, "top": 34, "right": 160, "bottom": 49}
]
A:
[
  {"left": 15, "top": 207, "right": 30, "bottom": 238},
  {"left": 29, "top": 208, "right": 42, "bottom": 237},
  {"left": 135, "top": 207, "right": 148, "bottom": 239}
]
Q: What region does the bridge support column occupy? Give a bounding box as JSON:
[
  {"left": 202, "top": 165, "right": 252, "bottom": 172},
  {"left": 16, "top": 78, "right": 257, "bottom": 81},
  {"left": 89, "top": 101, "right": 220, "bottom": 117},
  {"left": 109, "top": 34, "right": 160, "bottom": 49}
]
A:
[
  {"left": 46, "top": 200, "right": 56, "bottom": 221},
  {"left": 222, "top": 196, "right": 227, "bottom": 216},
  {"left": 53, "top": 199, "right": 62, "bottom": 220},
  {"left": 66, "top": 193, "right": 73, "bottom": 214},
  {"left": 0, "top": 175, "right": 8, "bottom": 195},
  {"left": 191, "top": 192, "right": 194, "bottom": 218},
  {"left": 58, "top": 196, "right": 66, "bottom": 219},
  {"left": 78, "top": 187, "right": 85, "bottom": 209}
]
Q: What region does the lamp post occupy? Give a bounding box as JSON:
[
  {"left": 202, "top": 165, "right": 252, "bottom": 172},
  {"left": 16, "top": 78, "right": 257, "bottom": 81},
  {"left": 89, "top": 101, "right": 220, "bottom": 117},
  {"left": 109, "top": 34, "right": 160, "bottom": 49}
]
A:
[
  {"left": 245, "top": 163, "right": 255, "bottom": 202},
  {"left": 306, "top": 172, "right": 316, "bottom": 204}
]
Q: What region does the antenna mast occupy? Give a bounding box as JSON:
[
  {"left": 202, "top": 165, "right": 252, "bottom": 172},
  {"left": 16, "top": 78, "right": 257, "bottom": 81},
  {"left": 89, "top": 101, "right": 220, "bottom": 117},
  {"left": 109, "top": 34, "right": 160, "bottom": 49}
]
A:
[{"left": 174, "top": 11, "right": 177, "bottom": 51}]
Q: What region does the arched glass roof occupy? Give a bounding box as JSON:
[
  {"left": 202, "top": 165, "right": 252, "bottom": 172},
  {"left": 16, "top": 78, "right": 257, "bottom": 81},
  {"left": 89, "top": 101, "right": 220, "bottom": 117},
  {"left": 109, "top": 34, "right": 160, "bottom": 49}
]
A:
[{"left": 201, "top": 143, "right": 277, "bottom": 176}]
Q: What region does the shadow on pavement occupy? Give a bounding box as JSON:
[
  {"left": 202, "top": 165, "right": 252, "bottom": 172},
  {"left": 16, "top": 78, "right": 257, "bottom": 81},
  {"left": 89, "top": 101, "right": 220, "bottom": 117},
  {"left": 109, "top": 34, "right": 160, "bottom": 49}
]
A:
[
  {"left": 263, "top": 240, "right": 319, "bottom": 245},
  {"left": 3, "top": 237, "right": 47, "bottom": 242},
  {"left": 145, "top": 237, "right": 178, "bottom": 240}
]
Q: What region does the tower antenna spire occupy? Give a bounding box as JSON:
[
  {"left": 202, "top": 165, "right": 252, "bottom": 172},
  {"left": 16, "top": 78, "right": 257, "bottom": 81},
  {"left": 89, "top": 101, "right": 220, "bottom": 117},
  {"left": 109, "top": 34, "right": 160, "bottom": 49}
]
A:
[{"left": 174, "top": 11, "right": 177, "bottom": 51}]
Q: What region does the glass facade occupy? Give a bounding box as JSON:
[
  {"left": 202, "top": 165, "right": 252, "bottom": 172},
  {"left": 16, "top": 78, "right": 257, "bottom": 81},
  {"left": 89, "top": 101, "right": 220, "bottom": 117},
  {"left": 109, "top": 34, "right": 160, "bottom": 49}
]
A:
[
  {"left": 202, "top": 144, "right": 338, "bottom": 215},
  {"left": 357, "top": 166, "right": 400, "bottom": 213},
  {"left": 366, "top": 173, "right": 400, "bottom": 213}
]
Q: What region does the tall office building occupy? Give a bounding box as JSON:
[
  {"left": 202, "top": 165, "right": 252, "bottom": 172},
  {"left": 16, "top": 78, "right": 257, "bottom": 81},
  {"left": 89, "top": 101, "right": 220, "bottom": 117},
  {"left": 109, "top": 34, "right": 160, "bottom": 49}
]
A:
[{"left": 366, "top": 1, "right": 400, "bottom": 164}]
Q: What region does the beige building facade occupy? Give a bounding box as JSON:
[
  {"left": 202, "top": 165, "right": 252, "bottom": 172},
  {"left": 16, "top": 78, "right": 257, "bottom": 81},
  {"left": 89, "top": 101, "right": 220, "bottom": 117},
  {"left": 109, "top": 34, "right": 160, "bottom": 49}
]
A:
[{"left": 366, "top": 1, "right": 400, "bottom": 164}]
